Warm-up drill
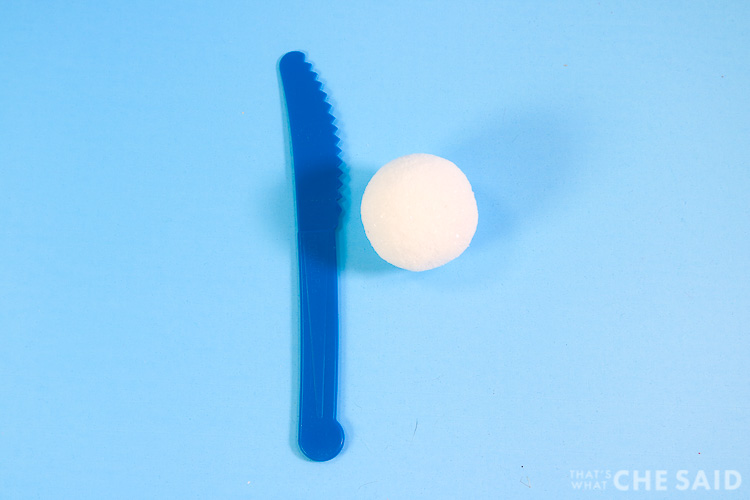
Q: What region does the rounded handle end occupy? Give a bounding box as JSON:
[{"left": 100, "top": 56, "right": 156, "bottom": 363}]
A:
[{"left": 299, "top": 418, "right": 344, "bottom": 462}]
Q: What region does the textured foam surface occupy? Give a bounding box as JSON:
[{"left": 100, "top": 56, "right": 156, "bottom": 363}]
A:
[{"left": 361, "top": 154, "right": 478, "bottom": 272}]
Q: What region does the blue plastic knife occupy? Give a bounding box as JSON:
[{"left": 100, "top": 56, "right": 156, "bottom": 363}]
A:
[{"left": 279, "top": 51, "right": 345, "bottom": 462}]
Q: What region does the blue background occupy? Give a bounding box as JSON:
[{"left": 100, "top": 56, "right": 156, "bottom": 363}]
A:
[{"left": 2, "top": 1, "right": 749, "bottom": 498}]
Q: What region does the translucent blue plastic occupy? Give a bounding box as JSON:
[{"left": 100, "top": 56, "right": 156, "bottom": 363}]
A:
[{"left": 279, "top": 51, "right": 345, "bottom": 462}]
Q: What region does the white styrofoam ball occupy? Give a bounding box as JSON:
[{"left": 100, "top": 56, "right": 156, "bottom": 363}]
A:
[{"left": 360, "top": 153, "right": 478, "bottom": 272}]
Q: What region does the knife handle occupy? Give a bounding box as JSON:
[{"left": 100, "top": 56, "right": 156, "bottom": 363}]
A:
[{"left": 297, "top": 229, "right": 345, "bottom": 461}]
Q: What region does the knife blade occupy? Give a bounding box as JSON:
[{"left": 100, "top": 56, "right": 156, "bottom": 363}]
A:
[{"left": 279, "top": 50, "right": 345, "bottom": 462}]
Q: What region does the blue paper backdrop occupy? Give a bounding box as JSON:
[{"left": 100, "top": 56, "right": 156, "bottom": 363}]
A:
[{"left": 2, "top": 1, "right": 749, "bottom": 498}]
